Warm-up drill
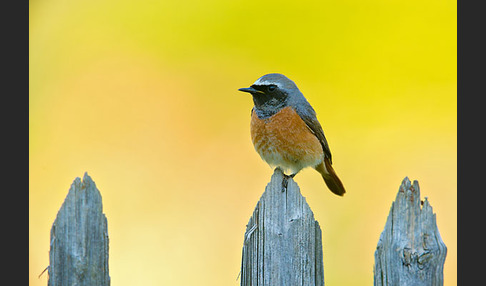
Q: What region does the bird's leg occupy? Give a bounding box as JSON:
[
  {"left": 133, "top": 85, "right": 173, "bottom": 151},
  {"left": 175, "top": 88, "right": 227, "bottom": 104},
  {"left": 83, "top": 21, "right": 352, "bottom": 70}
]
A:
[
  {"left": 281, "top": 172, "right": 299, "bottom": 192},
  {"left": 275, "top": 168, "right": 299, "bottom": 192},
  {"left": 281, "top": 172, "right": 298, "bottom": 192},
  {"left": 282, "top": 175, "right": 289, "bottom": 192}
]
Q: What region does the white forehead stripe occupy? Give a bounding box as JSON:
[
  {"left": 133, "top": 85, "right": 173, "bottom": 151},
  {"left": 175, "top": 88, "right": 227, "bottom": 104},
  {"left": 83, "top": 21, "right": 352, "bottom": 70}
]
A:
[{"left": 253, "top": 78, "right": 284, "bottom": 88}]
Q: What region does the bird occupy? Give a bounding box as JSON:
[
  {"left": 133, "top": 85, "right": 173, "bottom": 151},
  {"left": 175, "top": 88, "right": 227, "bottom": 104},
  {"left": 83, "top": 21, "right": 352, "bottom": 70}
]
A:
[{"left": 238, "top": 73, "right": 346, "bottom": 196}]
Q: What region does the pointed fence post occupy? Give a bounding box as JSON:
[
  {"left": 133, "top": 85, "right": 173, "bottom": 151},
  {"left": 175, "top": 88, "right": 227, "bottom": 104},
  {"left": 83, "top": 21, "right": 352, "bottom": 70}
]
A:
[
  {"left": 240, "top": 168, "right": 325, "bottom": 286},
  {"left": 374, "top": 177, "right": 447, "bottom": 286},
  {"left": 48, "top": 173, "right": 110, "bottom": 286}
]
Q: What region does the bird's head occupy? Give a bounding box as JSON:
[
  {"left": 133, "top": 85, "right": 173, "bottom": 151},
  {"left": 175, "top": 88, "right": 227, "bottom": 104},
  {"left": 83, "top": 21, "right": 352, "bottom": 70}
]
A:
[{"left": 238, "top": 73, "right": 301, "bottom": 114}]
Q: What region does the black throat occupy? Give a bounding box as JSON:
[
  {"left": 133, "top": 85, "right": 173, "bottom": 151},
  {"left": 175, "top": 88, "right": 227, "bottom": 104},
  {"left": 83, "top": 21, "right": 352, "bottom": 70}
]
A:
[
  {"left": 252, "top": 96, "right": 287, "bottom": 119},
  {"left": 250, "top": 85, "right": 288, "bottom": 119}
]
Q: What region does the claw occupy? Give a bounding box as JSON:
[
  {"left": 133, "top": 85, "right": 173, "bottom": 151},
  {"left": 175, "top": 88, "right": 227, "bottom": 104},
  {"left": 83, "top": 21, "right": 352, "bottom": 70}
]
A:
[
  {"left": 282, "top": 176, "right": 289, "bottom": 192},
  {"left": 276, "top": 168, "right": 297, "bottom": 192}
]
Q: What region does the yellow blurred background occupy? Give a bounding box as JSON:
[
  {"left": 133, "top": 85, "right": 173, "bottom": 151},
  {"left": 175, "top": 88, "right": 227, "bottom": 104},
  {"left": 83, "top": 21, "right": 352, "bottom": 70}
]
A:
[{"left": 30, "top": 0, "right": 456, "bottom": 285}]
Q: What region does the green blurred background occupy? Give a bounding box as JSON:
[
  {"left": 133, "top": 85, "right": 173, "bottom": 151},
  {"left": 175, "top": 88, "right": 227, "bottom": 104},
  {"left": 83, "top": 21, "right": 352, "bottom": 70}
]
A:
[{"left": 30, "top": 0, "right": 456, "bottom": 285}]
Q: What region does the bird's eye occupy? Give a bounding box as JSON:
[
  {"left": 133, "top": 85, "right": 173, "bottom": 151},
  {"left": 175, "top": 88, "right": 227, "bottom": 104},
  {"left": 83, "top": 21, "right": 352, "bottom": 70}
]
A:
[{"left": 267, "top": 85, "right": 277, "bottom": 92}]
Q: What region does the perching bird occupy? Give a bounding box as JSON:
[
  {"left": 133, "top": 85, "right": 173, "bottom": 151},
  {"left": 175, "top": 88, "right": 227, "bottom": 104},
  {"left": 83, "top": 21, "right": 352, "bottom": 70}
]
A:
[{"left": 238, "top": 73, "right": 346, "bottom": 196}]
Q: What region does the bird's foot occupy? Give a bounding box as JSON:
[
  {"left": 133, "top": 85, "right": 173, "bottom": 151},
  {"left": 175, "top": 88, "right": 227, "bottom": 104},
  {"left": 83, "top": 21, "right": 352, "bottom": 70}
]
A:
[
  {"left": 282, "top": 175, "right": 288, "bottom": 192},
  {"left": 281, "top": 173, "right": 296, "bottom": 192}
]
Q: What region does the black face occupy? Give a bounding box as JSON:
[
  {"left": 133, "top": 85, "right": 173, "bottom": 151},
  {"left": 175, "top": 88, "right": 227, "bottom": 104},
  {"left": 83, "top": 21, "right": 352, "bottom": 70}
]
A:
[{"left": 248, "top": 84, "right": 287, "bottom": 108}]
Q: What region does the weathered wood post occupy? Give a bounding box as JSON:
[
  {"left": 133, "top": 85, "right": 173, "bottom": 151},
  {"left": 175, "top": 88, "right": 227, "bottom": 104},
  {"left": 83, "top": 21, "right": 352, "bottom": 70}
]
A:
[
  {"left": 48, "top": 172, "right": 110, "bottom": 286},
  {"left": 374, "top": 177, "right": 447, "bottom": 286},
  {"left": 240, "top": 168, "right": 324, "bottom": 286}
]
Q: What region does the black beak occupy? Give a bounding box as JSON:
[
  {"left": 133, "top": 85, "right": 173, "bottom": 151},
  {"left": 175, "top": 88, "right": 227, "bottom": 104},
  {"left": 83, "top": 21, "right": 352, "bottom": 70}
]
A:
[{"left": 238, "top": 87, "right": 265, "bottom": 94}]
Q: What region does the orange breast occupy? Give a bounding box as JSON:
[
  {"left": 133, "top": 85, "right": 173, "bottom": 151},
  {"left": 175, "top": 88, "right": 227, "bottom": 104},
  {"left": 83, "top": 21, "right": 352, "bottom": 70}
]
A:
[{"left": 250, "top": 106, "right": 324, "bottom": 174}]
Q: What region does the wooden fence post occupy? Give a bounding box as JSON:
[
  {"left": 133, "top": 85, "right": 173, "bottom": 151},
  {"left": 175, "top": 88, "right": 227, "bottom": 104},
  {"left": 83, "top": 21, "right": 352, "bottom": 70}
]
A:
[
  {"left": 48, "top": 172, "right": 110, "bottom": 286},
  {"left": 240, "top": 168, "right": 324, "bottom": 286},
  {"left": 374, "top": 177, "right": 447, "bottom": 286}
]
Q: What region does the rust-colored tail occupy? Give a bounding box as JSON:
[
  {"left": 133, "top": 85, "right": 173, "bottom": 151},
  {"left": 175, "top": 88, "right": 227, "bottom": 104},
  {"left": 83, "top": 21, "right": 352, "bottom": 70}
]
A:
[{"left": 315, "top": 157, "right": 346, "bottom": 196}]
